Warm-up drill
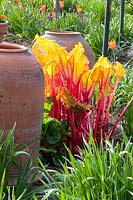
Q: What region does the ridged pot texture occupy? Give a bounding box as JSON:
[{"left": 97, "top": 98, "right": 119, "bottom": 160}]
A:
[{"left": 0, "top": 43, "right": 44, "bottom": 185}]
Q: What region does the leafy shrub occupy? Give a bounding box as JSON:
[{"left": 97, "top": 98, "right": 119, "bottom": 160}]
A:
[
  {"left": 43, "top": 134, "right": 133, "bottom": 200},
  {"left": 0, "top": 124, "right": 47, "bottom": 199},
  {"left": 33, "top": 36, "right": 133, "bottom": 156},
  {"left": 115, "top": 67, "right": 133, "bottom": 137},
  {"left": 40, "top": 99, "right": 70, "bottom": 166}
]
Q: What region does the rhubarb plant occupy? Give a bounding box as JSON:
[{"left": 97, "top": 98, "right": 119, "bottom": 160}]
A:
[{"left": 33, "top": 35, "right": 133, "bottom": 152}]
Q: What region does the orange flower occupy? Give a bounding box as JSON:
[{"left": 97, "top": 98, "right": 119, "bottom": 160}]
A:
[
  {"left": 0, "top": 14, "right": 7, "bottom": 21},
  {"left": 76, "top": 6, "right": 82, "bottom": 14},
  {"left": 108, "top": 40, "right": 116, "bottom": 50},
  {"left": 19, "top": 5, "right": 23, "bottom": 11},
  {"left": 14, "top": 0, "right": 20, "bottom": 3},
  {"left": 40, "top": 4, "right": 46, "bottom": 12},
  {"left": 51, "top": 11, "right": 57, "bottom": 18},
  {"left": 59, "top": 1, "right": 64, "bottom": 9}
]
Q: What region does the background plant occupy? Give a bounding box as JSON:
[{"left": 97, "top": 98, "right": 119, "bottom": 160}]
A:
[
  {"left": 41, "top": 134, "right": 133, "bottom": 200},
  {"left": 2, "top": 0, "right": 132, "bottom": 59},
  {"left": 115, "top": 67, "right": 133, "bottom": 137},
  {"left": 0, "top": 124, "right": 19, "bottom": 184},
  {"left": 0, "top": 124, "right": 48, "bottom": 199}
]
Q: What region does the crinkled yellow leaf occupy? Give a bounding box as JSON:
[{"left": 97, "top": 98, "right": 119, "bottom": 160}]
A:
[
  {"left": 44, "top": 73, "right": 52, "bottom": 97},
  {"left": 90, "top": 67, "right": 101, "bottom": 82},
  {"left": 113, "top": 61, "right": 125, "bottom": 78},
  {"left": 32, "top": 36, "right": 125, "bottom": 103},
  {"left": 56, "top": 87, "right": 77, "bottom": 109},
  {"left": 56, "top": 87, "right": 95, "bottom": 113},
  {"left": 69, "top": 42, "right": 89, "bottom": 84},
  {"left": 94, "top": 56, "right": 114, "bottom": 79},
  {"left": 43, "top": 62, "right": 58, "bottom": 79},
  {"left": 32, "top": 35, "right": 69, "bottom": 69},
  {"left": 81, "top": 71, "right": 93, "bottom": 91}
]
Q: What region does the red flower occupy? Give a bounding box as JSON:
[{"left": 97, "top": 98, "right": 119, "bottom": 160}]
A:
[
  {"left": 59, "top": 1, "right": 64, "bottom": 9},
  {"left": 14, "top": 0, "right": 20, "bottom": 2},
  {"left": 40, "top": 5, "right": 46, "bottom": 12},
  {"left": 19, "top": 5, "right": 23, "bottom": 11},
  {"left": 108, "top": 40, "right": 116, "bottom": 50},
  {"left": 76, "top": 6, "right": 82, "bottom": 14},
  {"left": 51, "top": 11, "right": 57, "bottom": 18}
]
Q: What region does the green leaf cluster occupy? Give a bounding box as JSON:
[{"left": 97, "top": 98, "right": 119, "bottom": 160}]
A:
[
  {"left": 115, "top": 67, "right": 133, "bottom": 137},
  {"left": 42, "top": 134, "right": 133, "bottom": 200},
  {"left": 41, "top": 99, "right": 70, "bottom": 166}
]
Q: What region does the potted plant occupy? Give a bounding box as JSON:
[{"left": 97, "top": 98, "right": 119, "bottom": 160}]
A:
[
  {"left": 0, "top": 0, "right": 8, "bottom": 43},
  {"left": 0, "top": 16, "right": 8, "bottom": 43},
  {"left": 43, "top": 1, "right": 95, "bottom": 69},
  {"left": 0, "top": 42, "right": 44, "bottom": 185}
]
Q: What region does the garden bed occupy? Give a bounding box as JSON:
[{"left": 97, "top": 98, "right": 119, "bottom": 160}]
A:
[{"left": 0, "top": 0, "right": 133, "bottom": 199}]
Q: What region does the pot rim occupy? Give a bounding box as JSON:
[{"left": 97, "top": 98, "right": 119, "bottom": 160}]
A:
[
  {"left": 0, "top": 42, "right": 28, "bottom": 53},
  {"left": 45, "top": 31, "right": 81, "bottom": 35},
  {"left": 0, "top": 20, "right": 8, "bottom": 26}
]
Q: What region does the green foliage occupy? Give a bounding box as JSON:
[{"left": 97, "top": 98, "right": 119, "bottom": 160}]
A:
[
  {"left": 0, "top": 124, "right": 48, "bottom": 199},
  {"left": 125, "top": 0, "right": 133, "bottom": 15},
  {"left": 115, "top": 67, "right": 133, "bottom": 137},
  {"left": 2, "top": 0, "right": 132, "bottom": 59},
  {"left": 43, "top": 134, "right": 133, "bottom": 200},
  {"left": 126, "top": 104, "right": 133, "bottom": 135},
  {"left": 0, "top": 123, "right": 17, "bottom": 184},
  {"left": 41, "top": 99, "right": 70, "bottom": 166},
  {"left": 0, "top": 0, "right": 5, "bottom": 8}
]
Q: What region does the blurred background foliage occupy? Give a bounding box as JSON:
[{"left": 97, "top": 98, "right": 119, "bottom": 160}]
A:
[{"left": 2, "top": 0, "right": 133, "bottom": 59}]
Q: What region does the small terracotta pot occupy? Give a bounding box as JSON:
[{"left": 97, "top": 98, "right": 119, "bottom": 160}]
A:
[
  {"left": 0, "top": 43, "right": 44, "bottom": 185},
  {"left": 0, "top": 21, "right": 8, "bottom": 43},
  {"left": 44, "top": 31, "right": 95, "bottom": 69}
]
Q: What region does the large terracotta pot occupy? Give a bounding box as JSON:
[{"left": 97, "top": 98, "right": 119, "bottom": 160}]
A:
[
  {"left": 44, "top": 31, "right": 95, "bottom": 69},
  {"left": 0, "top": 21, "right": 8, "bottom": 43},
  {"left": 0, "top": 43, "right": 44, "bottom": 185}
]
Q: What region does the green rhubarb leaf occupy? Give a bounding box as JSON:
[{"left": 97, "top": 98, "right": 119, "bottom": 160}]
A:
[{"left": 46, "top": 131, "right": 61, "bottom": 145}]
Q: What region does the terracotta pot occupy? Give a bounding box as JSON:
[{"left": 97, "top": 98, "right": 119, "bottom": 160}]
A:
[
  {"left": 0, "top": 21, "right": 8, "bottom": 43},
  {"left": 44, "top": 31, "right": 95, "bottom": 69},
  {"left": 0, "top": 43, "right": 44, "bottom": 185}
]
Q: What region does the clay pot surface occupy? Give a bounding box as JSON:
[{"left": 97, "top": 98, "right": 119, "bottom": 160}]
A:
[
  {"left": 0, "top": 42, "right": 44, "bottom": 185},
  {"left": 44, "top": 31, "right": 95, "bottom": 69},
  {"left": 0, "top": 21, "right": 8, "bottom": 43}
]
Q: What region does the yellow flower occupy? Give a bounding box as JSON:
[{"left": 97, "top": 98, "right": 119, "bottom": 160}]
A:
[{"left": 0, "top": 14, "right": 7, "bottom": 22}]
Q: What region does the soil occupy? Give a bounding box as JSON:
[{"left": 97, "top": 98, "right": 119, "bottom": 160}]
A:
[{"left": 4, "top": 33, "right": 33, "bottom": 48}]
